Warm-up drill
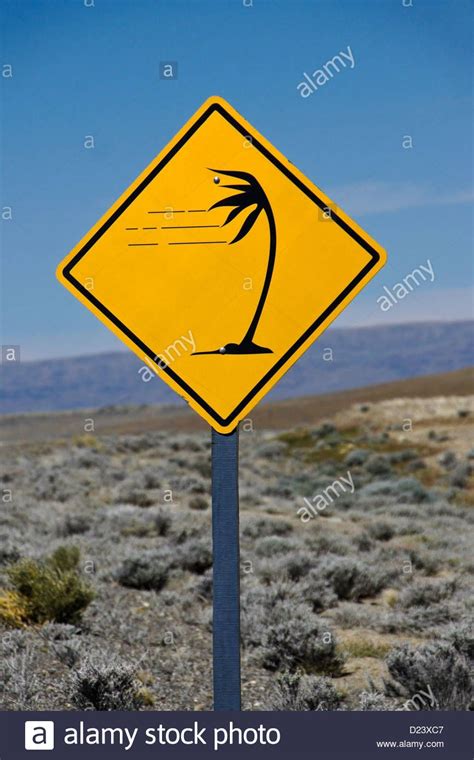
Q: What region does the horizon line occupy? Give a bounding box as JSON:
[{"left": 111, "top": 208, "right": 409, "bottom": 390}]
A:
[{"left": 3, "top": 318, "right": 473, "bottom": 366}]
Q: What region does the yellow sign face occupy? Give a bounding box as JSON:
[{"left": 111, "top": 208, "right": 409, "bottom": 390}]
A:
[{"left": 57, "top": 96, "right": 386, "bottom": 433}]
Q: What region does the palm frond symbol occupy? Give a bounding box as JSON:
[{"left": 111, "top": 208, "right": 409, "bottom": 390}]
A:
[
  {"left": 208, "top": 168, "right": 266, "bottom": 245},
  {"left": 193, "top": 169, "right": 276, "bottom": 355}
]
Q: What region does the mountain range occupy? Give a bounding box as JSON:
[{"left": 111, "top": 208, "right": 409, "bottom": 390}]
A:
[{"left": 1, "top": 321, "right": 472, "bottom": 415}]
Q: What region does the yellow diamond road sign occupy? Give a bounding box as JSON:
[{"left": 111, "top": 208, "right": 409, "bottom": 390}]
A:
[{"left": 57, "top": 96, "right": 387, "bottom": 433}]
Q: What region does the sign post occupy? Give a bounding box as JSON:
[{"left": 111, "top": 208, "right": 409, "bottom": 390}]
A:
[
  {"left": 56, "top": 95, "right": 387, "bottom": 711},
  {"left": 211, "top": 427, "right": 241, "bottom": 710}
]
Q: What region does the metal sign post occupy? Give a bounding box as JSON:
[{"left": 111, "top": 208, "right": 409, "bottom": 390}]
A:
[{"left": 211, "top": 426, "right": 241, "bottom": 710}]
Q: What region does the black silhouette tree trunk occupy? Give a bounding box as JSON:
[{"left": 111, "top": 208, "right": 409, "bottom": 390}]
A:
[
  {"left": 239, "top": 199, "right": 275, "bottom": 350},
  {"left": 193, "top": 169, "right": 276, "bottom": 355}
]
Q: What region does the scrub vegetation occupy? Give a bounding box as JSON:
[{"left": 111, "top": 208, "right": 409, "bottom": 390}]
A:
[{"left": 0, "top": 393, "right": 472, "bottom": 710}]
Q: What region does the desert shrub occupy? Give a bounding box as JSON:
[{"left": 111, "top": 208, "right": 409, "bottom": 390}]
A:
[
  {"left": 406, "top": 458, "right": 426, "bottom": 472},
  {"left": 386, "top": 642, "right": 473, "bottom": 710},
  {"left": 255, "top": 536, "right": 297, "bottom": 558},
  {"left": 119, "top": 508, "right": 171, "bottom": 539},
  {"left": 260, "top": 601, "right": 344, "bottom": 675},
  {"left": 450, "top": 463, "right": 471, "bottom": 488},
  {"left": 242, "top": 516, "right": 293, "bottom": 539},
  {"left": 388, "top": 449, "right": 419, "bottom": 464},
  {"left": 39, "top": 622, "right": 81, "bottom": 641},
  {"left": 36, "top": 469, "right": 76, "bottom": 502},
  {"left": 169, "top": 434, "right": 204, "bottom": 452},
  {"left": 276, "top": 552, "right": 313, "bottom": 582},
  {"left": 70, "top": 657, "right": 146, "bottom": 710},
  {"left": 169, "top": 474, "right": 209, "bottom": 494},
  {"left": 116, "top": 550, "right": 170, "bottom": 591},
  {"left": 422, "top": 500, "right": 467, "bottom": 519},
  {"left": 321, "top": 557, "right": 389, "bottom": 601},
  {"left": 369, "top": 521, "right": 395, "bottom": 542},
  {"left": 255, "top": 440, "right": 288, "bottom": 459},
  {"left": 52, "top": 638, "right": 83, "bottom": 668},
  {"left": 59, "top": 513, "right": 90, "bottom": 537},
  {"left": 1, "top": 627, "right": 33, "bottom": 654},
  {"left": 195, "top": 569, "right": 213, "bottom": 600},
  {"left": 427, "top": 430, "right": 448, "bottom": 442},
  {"left": 177, "top": 539, "right": 212, "bottom": 574},
  {"left": 189, "top": 478, "right": 208, "bottom": 494},
  {"left": 391, "top": 518, "right": 423, "bottom": 536},
  {"left": 358, "top": 690, "right": 395, "bottom": 710},
  {"left": 361, "top": 478, "right": 429, "bottom": 504},
  {"left": 438, "top": 451, "right": 457, "bottom": 470},
  {"left": 0, "top": 642, "right": 42, "bottom": 709},
  {"left": 0, "top": 591, "right": 27, "bottom": 628},
  {"left": 277, "top": 428, "right": 313, "bottom": 449},
  {"left": 154, "top": 510, "right": 171, "bottom": 536},
  {"left": 445, "top": 622, "right": 474, "bottom": 662},
  {"left": 258, "top": 551, "right": 314, "bottom": 585},
  {"left": 343, "top": 637, "right": 391, "bottom": 660},
  {"left": 239, "top": 491, "right": 263, "bottom": 507},
  {"left": 188, "top": 495, "right": 209, "bottom": 511},
  {"left": 399, "top": 479, "right": 431, "bottom": 503},
  {"left": 114, "top": 433, "right": 161, "bottom": 453},
  {"left": 4, "top": 546, "right": 94, "bottom": 625},
  {"left": 171, "top": 521, "right": 205, "bottom": 546},
  {"left": 193, "top": 457, "right": 211, "bottom": 478},
  {"left": 160, "top": 589, "right": 186, "bottom": 608},
  {"left": 0, "top": 540, "right": 21, "bottom": 565},
  {"left": 344, "top": 448, "right": 370, "bottom": 467},
  {"left": 74, "top": 450, "right": 103, "bottom": 468},
  {"left": 104, "top": 466, "right": 126, "bottom": 484},
  {"left": 120, "top": 520, "right": 156, "bottom": 538},
  {"left": 74, "top": 434, "right": 101, "bottom": 450},
  {"left": 312, "top": 422, "right": 338, "bottom": 439},
  {"left": 272, "top": 671, "right": 342, "bottom": 710},
  {"left": 383, "top": 503, "right": 423, "bottom": 520},
  {"left": 306, "top": 533, "right": 352, "bottom": 556},
  {"left": 140, "top": 469, "right": 161, "bottom": 489},
  {"left": 398, "top": 579, "right": 456, "bottom": 608},
  {"left": 270, "top": 471, "right": 336, "bottom": 498},
  {"left": 116, "top": 484, "right": 154, "bottom": 507},
  {"left": 332, "top": 601, "right": 407, "bottom": 634},
  {"left": 365, "top": 454, "right": 392, "bottom": 476},
  {"left": 353, "top": 532, "right": 374, "bottom": 552},
  {"left": 170, "top": 452, "right": 191, "bottom": 469},
  {"left": 403, "top": 548, "right": 441, "bottom": 576},
  {"left": 301, "top": 569, "right": 338, "bottom": 612},
  {"left": 403, "top": 603, "right": 458, "bottom": 633},
  {"left": 240, "top": 582, "right": 303, "bottom": 648}
]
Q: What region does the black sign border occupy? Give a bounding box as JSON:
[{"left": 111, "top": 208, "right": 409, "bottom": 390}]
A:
[{"left": 63, "top": 100, "right": 381, "bottom": 431}]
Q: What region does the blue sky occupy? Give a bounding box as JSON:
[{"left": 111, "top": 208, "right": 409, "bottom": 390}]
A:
[{"left": 1, "top": 0, "right": 472, "bottom": 360}]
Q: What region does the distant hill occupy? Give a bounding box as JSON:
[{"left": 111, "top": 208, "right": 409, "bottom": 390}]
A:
[
  {"left": 1, "top": 367, "right": 472, "bottom": 443},
  {"left": 1, "top": 321, "right": 473, "bottom": 415}
]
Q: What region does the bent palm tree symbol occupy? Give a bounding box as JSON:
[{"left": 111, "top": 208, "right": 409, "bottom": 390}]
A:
[{"left": 193, "top": 168, "right": 276, "bottom": 355}]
